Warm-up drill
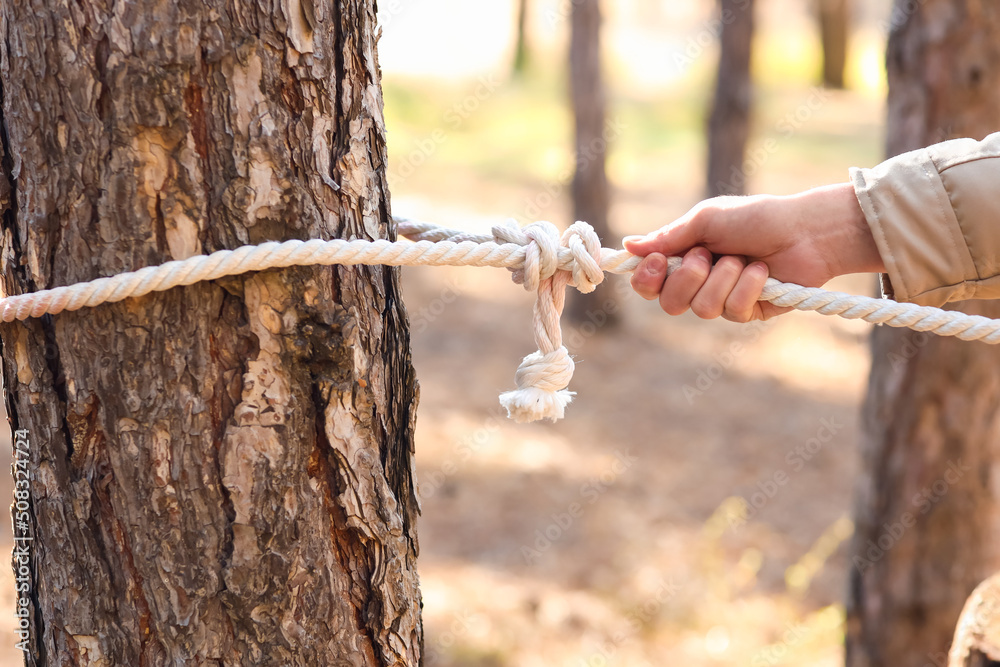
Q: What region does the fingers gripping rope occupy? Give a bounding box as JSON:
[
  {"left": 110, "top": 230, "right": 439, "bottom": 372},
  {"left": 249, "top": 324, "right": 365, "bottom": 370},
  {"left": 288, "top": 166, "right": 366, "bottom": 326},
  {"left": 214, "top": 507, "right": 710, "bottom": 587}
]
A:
[{"left": 4, "top": 216, "right": 1000, "bottom": 423}]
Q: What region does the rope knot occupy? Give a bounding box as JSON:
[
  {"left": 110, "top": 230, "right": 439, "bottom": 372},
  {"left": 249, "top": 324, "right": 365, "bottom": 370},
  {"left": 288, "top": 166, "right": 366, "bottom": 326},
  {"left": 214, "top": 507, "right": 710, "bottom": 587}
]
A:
[
  {"left": 493, "top": 220, "right": 559, "bottom": 291},
  {"left": 491, "top": 220, "right": 607, "bottom": 422},
  {"left": 562, "top": 221, "right": 604, "bottom": 294},
  {"left": 492, "top": 220, "right": 604, "bottom": 295}
]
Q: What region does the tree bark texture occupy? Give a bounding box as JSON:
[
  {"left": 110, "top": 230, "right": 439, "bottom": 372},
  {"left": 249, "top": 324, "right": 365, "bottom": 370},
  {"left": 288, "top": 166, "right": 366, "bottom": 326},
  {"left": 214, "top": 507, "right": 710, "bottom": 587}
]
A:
[
  {"left": 706, "top": 0, "right": 755, "bottom": 198},
  {"left": 818, "top": 0, "right": 849, "bottom": 89},
  {"left": 846, "top": 3, "right": 1000, "bottom": 666},
  {"left": 567, "top": 0, "right": 617, "bottom": 325},
  {"left": 0, "top": 0, "right": 421, "bottom": 664},
  {"left": 948, "top": 572, "right": 1000, "bottom": 666}
]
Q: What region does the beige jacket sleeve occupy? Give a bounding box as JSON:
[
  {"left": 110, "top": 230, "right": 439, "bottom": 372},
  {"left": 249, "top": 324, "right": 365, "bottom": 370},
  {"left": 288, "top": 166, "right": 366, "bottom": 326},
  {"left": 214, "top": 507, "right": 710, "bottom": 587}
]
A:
[{"left": 851, "top": 132, "right": 1000, "bottom": 306}]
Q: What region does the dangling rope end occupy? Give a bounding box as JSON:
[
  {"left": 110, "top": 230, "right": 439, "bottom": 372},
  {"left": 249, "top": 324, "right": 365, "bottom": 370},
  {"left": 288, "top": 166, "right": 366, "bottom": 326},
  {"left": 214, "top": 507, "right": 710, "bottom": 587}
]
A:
[
  {"left": 499, "top": 347, "right": 576, "bottom": 422},
  {"left": 500, "top": 387, "right": 575, "bottom": 423}
]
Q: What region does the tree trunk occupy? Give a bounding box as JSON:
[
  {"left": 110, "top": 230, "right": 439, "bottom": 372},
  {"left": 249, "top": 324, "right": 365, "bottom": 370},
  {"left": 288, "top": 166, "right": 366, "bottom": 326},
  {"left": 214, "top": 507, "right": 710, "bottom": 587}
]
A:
[
  {"left": 846, "top": 3, "right": 1000, "bottom": 666},
  {"left": 0, "top": 0, "right": 422, "bottom": 665},
  {"left": 706, "top": 0, "right": 756, "bottom": 197},
  {"left": 567, "top": 0, "right": 618, "bottom": 326},
  {"left": 818, "top": 0, "right": 849, "bottom": 89},
  {"left": 947, "top": 573, "right": 1000, "bottom": 666},
  {"left": 513, "top": 0, "right": 530, "bottom": 76}
]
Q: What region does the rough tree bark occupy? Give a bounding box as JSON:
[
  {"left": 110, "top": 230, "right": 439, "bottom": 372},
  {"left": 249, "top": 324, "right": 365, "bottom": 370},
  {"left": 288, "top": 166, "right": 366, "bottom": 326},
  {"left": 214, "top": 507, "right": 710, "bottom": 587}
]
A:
[
  {"left": 818, "top": 0, "right": 849, "bottom": 89},
  {"left": 846, "top": 3, "right": 1000, "bottom": 666},
  {"left": 567, "top": 0, "right": 617, "bottom": 325},
  {"left": 0, "top": 0, "right": 421, "bottom": 664},
  {"left": 948, "top": 573, "right": 1000, "bottom": 666},
  {"left": 706, "top": 0, "right": 755, "bottom": 197}
]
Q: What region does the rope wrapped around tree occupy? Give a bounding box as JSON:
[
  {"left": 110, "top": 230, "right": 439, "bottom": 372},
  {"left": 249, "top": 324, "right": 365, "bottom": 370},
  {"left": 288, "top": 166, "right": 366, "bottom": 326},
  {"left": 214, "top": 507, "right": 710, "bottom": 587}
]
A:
[{"left": 2, "top": 216, "right": 999, "bottom": 422}]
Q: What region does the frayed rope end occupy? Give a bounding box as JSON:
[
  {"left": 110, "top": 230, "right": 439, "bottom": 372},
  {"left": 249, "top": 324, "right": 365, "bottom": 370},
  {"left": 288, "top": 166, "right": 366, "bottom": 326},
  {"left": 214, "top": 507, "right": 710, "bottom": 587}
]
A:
[
  {"left": 499, "top": 347, "right": 576, "bottom": 422},
  {"left": 499, "top": 387, "right": 575, "bottom": 423}
]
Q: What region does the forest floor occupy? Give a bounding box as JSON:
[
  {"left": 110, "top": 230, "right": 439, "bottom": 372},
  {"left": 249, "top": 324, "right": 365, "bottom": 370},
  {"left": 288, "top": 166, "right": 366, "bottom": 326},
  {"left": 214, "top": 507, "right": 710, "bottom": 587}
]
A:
[
  {"left": 0, "top": 40, "right": 888, "bottom": 667},
  {"left": 388, "top": 69, "right": 885, "bottom": 666}
]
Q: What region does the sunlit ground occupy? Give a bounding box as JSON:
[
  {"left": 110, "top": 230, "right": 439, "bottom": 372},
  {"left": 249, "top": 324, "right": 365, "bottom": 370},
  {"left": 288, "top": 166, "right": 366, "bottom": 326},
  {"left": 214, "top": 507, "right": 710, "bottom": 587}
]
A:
[{"left": 384, "top": 0, "right": 891, "bottom": 665}]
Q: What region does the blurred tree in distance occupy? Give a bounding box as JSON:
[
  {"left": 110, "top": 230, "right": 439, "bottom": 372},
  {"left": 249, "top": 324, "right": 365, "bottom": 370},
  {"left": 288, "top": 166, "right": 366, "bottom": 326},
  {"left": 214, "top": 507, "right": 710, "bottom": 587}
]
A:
[
  {"left": 568, "top": 0, "right": 618, "bottom": 326},
  {"left": 513, "top": 0, "right": 530, "bottom": 76},
  {"left": 706, "top": 0, "right": 757, "bottom": 197},
  {"left": 847, "top": 2, "right": 1000, "bottom": 665},
  {"left": 817, "top": 0, "right": 850, "bottom": 88}
]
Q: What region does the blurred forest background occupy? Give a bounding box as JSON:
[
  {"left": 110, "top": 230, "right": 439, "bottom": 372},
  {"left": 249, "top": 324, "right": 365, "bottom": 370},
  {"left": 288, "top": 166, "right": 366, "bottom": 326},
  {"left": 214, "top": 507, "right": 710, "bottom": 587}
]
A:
[
  {"left": 0, "top": 0, "right": 930, "bottom": 664},
  {"left": 379, "top": 0, "right": 891, "bottom": 665}
]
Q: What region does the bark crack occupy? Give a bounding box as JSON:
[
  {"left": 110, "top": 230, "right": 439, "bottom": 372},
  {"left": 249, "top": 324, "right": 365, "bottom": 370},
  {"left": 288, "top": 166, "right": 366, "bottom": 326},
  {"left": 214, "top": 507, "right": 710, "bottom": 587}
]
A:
[
  {"left": 91, "top": 462, "right": 157, "bottom": 663},
  {"left": 0, "top": 35, "right": 28, "bottom": 290},
  {"left": 310, "top": 381, "right": 385, "bottom": 665},
  {"left": 330, "top": 0, "right": 349, "bottom": 184},
  {"left": 39, "top": 316, "right": 74, "bottom": 463}
]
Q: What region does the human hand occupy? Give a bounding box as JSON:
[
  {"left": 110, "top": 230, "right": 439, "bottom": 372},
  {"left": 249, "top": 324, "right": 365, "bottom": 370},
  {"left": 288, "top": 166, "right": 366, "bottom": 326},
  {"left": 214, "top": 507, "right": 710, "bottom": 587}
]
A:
[{"left": 624, "top": 183, "right": 884, "bottom": 322}]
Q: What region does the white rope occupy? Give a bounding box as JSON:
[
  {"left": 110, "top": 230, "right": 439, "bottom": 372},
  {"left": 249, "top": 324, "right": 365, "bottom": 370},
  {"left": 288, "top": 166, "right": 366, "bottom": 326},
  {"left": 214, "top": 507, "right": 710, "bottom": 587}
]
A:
[{"left": 2, "top": 216, "right": 998, "bottom": 422}]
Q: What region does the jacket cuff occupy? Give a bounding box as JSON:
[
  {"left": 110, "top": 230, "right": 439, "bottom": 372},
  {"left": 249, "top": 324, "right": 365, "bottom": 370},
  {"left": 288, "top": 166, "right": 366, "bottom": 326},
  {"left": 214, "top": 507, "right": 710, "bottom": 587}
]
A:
[{"left": 850, "top": 155, "right": 980, "bottom": 307}]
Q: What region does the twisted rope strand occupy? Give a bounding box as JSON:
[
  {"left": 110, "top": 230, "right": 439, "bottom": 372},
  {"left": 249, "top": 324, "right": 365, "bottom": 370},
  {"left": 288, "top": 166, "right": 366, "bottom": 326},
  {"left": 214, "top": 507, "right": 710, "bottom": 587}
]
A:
[{"left": 2, "top": 216, "right": 998, "bottom": 420}]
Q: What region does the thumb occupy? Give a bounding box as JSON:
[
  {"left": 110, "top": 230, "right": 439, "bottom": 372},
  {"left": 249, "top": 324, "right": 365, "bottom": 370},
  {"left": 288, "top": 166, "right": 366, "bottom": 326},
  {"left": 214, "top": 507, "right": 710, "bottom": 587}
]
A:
[{"left": 623, "top": 213, "right": 707, "bottom": 257}]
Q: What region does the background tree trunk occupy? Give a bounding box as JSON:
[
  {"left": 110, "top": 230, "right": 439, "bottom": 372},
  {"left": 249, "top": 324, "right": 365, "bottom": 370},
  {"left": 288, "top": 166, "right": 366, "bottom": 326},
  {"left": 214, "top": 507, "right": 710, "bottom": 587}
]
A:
[
  {"left": 706, "top": 0, "right": 756, "bottom": 197},
  {"left": 846, "top": 3, "right": 1000, "bottom": 666},
  {"left": 513, "top": 0, "right": 530, "bottom": 76},
  {"left": 0, "top": 0, "right": 421, "bottom": 664},
  {"left": 818, "top": 0, "right": 849, "bottom": 89},
  {"left": 567, "top": 0, "right": 618, "bottom": 326}
]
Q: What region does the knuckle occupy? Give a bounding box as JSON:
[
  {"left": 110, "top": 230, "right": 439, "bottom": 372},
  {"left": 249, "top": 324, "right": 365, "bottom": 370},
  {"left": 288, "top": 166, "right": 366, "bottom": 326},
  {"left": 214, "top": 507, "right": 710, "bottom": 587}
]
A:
[
  {"left": 691, "top": 200, "right": 719, "bottom": 226},
  {"left": 631, "top": 276, "right": 658, "bottom": 301},
  {"left": 663, "top": 303, "right": 689, "bottom": 316},
  {"left": 690, "top": 297, "right": 722, "bottom": 320},
  {"left": 716, "top": 256, "right": 745, "bottom": 274},
  {"left": 658, "top": 292, "right": 687, "bottom": 316},
  {"left": 684, "top": 259, "right": 711, "bottom": 283},
  {"left": 724, "top": 307, "right": 751, "bottom": 323},
  {"left": 691, "top": 200, "right": 724, "bottom": 236}
]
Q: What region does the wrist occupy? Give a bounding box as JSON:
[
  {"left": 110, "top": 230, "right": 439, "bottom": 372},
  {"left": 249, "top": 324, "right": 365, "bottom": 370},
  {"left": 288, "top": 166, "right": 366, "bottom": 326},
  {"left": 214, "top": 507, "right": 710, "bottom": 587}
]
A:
[{"left": 809, "top": 183, "right": 886, "bottom": 277}]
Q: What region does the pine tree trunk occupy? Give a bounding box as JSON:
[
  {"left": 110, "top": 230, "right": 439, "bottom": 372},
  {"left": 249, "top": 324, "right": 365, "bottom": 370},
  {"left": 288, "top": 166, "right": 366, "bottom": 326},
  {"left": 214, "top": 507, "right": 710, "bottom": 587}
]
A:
[
  {"left": 846, "top": 3, "right": 1000, "bottom": 666},
  {"left": 0, "top": 1, "right": 422, "bottom": 664},
  {"left": 567, "top": 0, "right": 618, "bottom": 326},
  {"left": 818, "top": 0, "right": 849, "bottom": 89},
  {"left": 706, "top": 0, "right": 755, "bottom": 197}
]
